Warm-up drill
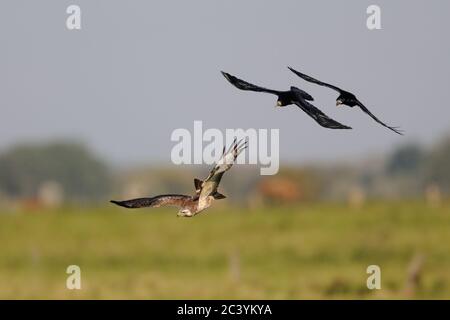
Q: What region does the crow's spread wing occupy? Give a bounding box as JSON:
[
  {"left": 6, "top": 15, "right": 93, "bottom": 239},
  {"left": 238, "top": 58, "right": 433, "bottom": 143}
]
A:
[
  {"left": 221, "top": 71, "right": 281, "bottom": 95},
  {"left": 356, "top": 100, "right": 403, "bottom": 135},
  {"left": 291, "top": 88, "right": 352, "bottom": 129},
  {"left": 288, "top": 67, "right": 344, "bottom": 94}
]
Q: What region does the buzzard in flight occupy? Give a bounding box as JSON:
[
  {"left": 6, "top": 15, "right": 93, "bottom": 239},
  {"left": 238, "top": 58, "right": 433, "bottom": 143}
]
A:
[
  {"left": 221, "top": 71, "right": 351, "bottom": 130},
  {"left": 288, "top": 67, "right": 403, "bottom": 135},
  {"left": 110, "top": 139, "right": 247, "bottom": 217}
]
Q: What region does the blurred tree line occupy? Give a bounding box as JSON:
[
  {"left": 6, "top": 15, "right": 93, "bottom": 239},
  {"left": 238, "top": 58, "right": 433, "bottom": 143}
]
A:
[
  {"left": 0, "top": 142, "right": 111, "bottom": 202},
  {"left": 386, "top": 136, "right": 450, "bottom": 194}
]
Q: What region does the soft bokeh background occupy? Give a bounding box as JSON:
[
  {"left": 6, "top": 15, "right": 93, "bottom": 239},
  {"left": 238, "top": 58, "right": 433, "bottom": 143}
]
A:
[{"left": 0, "top": 0, "right": 449, "bottom": 299}]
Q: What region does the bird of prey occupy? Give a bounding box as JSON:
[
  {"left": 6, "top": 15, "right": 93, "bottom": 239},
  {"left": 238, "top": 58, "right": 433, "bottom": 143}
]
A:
[
  {"left": 221, "top": 71, "right": 351, "bottom": 130},
  {"left": 288, "top": 67, "right": 403, "bottom": 135},
  {"left": 110, "top": 139, "right": 247, "bottom": 217}
]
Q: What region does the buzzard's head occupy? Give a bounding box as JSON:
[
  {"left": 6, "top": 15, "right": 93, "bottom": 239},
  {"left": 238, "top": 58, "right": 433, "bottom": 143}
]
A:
[{"left": 177, "top": 209, "right": 193, "bottom": 217}]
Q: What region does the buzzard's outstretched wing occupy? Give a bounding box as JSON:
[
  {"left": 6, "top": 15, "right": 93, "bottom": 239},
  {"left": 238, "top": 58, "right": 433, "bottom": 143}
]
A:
[
  {"left": 196, "top": 139, "right": 246, "bottom": 209},
  {"left": 110, "top": 194, "right": 191, "bottom": 209},
  {"left": 221, "top": 71, "right": 281, "bottom": 95},
  {"left": 291, "top": 87, "right": 352, "bottom": 129},
  {"left": 288, "top": 67, "right": 344, "bottom": 94},
  {"left": 355, "top": 100, "right": 404, "bottom": 135},
  {"left": 203, "top": 138, "right": 248, "bottom": 185}
]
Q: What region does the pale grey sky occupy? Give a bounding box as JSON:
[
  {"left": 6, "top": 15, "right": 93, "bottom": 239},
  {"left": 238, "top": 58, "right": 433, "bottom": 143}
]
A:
[{"left": 1, "top": 1, "right": 449, "bottom": 165}]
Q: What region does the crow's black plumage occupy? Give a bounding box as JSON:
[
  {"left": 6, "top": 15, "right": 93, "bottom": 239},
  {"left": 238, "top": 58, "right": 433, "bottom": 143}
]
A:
[
  {"left": 288, "top": 67, "right": 403, "bottom": 135},
  {"left": 110, "top": 140, "right": 247, "bottom": 217},
  {"left": 221, "top": 71, "right": 351, "bottom": 130}
]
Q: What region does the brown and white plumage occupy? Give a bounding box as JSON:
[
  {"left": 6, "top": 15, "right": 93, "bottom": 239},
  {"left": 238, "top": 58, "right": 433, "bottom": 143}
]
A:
[
  {"left": 288, "top": 67, "right": 403, "bottom": 135},
  {"left": 196, "top": 138, "right": 247, "bottom": 211},
  {"left": 110, "top": 139, "right": 247, "bottom": 217}
]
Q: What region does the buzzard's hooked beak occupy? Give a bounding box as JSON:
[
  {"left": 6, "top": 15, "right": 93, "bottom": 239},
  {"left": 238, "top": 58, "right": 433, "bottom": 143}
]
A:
[
  {"left": 276, "top": 101, "right": 282, "bottom": 107},
  {"left": 336, "top": 100, "right": 343, "bottom": 106}
]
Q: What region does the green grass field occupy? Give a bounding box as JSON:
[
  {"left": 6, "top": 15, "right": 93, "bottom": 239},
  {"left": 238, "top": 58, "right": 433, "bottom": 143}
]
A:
[{"left": 0, "top": 201, "right": 449, "bottom": 299}]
